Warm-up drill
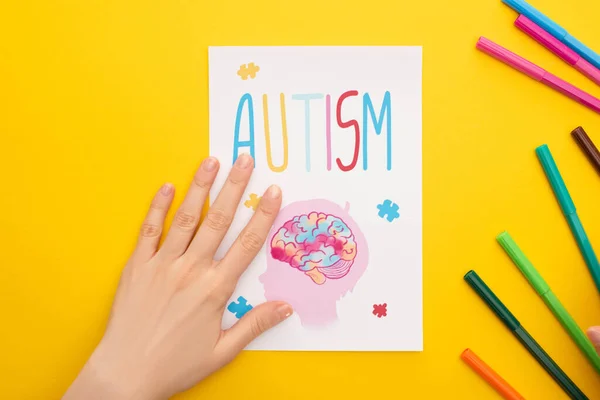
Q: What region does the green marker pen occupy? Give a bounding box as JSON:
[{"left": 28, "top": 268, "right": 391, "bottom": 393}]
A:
[
  {"left": 497, "top": 231, "right": 600, "bottom": 374},
  {"left": 464, "top": 270, "right": 588, "bottom": 399}
]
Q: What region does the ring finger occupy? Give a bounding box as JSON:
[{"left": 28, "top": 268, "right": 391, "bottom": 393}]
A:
[{"left": 159, "top": 157, "right": 219, "bottom": 257}]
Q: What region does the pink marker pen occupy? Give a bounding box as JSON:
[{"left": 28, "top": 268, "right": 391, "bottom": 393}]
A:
[
  {"left": 515, "top": 15, "right": 600, "bottom": 87},
  {"left": 477, "top": 37, "right": 600, "bottom": 115}
]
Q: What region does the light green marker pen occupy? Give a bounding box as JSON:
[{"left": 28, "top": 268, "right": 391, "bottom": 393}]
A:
[{"left": 497, "top": 231, "right": 600, "bottom": 374}]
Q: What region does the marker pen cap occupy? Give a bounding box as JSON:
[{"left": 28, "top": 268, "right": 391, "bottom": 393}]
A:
[
  {"left": 536, "top": 144, "right": 576, "bottom": 215},
  {"left": 497, "top": 231, "right": 550, "bottom": 295},
  {"left": 464, "top": 270, "right": 521, "bottom": 331}
]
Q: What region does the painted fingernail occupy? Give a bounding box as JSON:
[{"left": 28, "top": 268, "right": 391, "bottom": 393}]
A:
[
  {"left": 277, "top": 304, "right": 293, "bottom": 320},
  {"left": 161, "top": 183, "right": 173, "bottom": 195},
  {"left": 588, "top": 327, "right": 600, "bottom": 346},
  {"left": 265, "top": 185, "right": 282, "bottom": 199},
  {"left": 203, "top": 157, "right": 218, "bottom": 172},
  {"left": 235, "top": 153, "right": 253, "bottom": 169}
]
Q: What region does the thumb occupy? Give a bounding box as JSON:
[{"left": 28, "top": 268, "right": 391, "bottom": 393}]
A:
[
  {"left": 587, "top": 327, "right": 600, "bottom": 355},
  {"left": 216, "top": 301, "right": 293, "bottom": 359}
]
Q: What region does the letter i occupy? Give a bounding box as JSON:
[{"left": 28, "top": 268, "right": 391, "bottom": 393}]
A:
[{"left": 326, "top": 94, "right": 332, "bottom": 171}]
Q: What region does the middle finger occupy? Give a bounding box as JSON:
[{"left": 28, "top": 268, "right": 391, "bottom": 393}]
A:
[{"left": 187, "top": 153, "right": 254, "bottom": 260}]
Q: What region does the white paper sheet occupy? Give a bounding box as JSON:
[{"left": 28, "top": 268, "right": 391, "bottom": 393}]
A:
[{"left": 209, "top": 46, "right": 422, "bottom": 351}]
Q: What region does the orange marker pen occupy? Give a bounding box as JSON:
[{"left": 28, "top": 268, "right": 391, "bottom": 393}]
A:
[{"left": 461, "top": 349, "right": 525, "bottom": 400}]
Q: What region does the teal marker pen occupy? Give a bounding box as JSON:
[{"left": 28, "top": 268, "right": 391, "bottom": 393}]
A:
[{"left": 536, "top": 145, "right": 600, "bottom": 294}]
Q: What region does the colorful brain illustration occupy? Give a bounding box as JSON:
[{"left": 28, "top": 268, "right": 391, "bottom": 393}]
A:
[{"left": 270, "top": 211, "right": 358, "bottom": 285}]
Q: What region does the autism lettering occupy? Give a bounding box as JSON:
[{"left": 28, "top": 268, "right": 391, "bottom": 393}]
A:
[{"left": 232, "top": 91, "right": 392, "bottom": 172}]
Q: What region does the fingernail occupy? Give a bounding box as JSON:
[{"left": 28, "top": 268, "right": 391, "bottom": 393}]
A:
[
  {"left": 203, "top": 157, "right": 218, "bottom": 172},
  {"left": 235, "top": 153, "right": 253, "bottom": 169},
  {"left": 265, "top": 185, "right": 282, "bottom": 199},
  {"left": 161, "top": 183, "right": 173, "bottom": 195},
  {"left": 277, "top": 304, "right": 293, "bottom": 320},
  {"left": 588, "top": 327, "right": 600, "bottom": 345}
]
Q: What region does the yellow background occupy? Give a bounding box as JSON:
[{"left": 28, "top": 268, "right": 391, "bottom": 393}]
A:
[{"left": 1, "top": 0, "right": 600, "bottom": 398}]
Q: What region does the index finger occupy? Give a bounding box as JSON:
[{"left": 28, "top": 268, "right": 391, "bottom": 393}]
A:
[{"left": 218, "top": 185, "right": 282, "bottom": 281}]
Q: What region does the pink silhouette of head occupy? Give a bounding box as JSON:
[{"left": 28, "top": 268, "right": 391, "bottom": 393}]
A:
[{"left": 260, "top": 199, "right": 369, "bottom": 326}]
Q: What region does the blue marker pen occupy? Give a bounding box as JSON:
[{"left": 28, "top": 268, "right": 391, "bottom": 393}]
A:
[{"left": 503, "top": 0, "right": 600, "bottom": 70}]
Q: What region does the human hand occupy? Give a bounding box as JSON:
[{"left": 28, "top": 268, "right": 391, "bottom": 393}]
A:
[
  {"left": 588, "top": 327, "right": 600, "bottom": 355},
  {"left": 63, "top": 154, "right": 293, "bottom": 400}
]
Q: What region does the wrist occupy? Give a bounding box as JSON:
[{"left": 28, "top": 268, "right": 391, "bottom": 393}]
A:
[{"left": 63, "top": 350, "right": 150, "bottom": 400}]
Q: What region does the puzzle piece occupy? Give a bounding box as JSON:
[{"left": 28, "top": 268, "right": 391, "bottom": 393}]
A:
[
  {"left": 373, "top": 303, "right": 387, "bottom": 318},
  {"left": 377, "top": 199, "right": 400, "bottom": 222},
  {"left": 244, "top": 193, "right": 261, "bottom": 211},
  {"left": 227, "top": 296, "right": 253, "bottom": 319},
  {"left": 237, "top": 62, "right": 260, "bottom": 80}
]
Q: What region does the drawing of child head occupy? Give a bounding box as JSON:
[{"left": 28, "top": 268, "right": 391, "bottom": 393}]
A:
[{"left": 259, "top": 199, "right": 369, "bottom": 326}]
